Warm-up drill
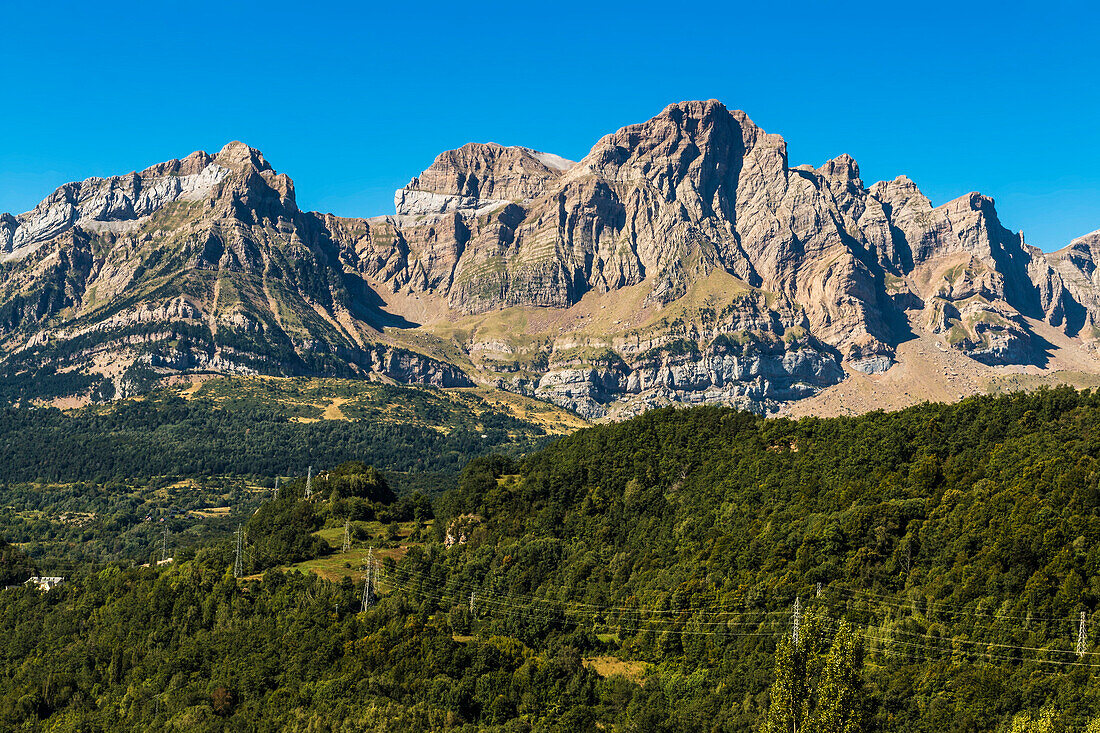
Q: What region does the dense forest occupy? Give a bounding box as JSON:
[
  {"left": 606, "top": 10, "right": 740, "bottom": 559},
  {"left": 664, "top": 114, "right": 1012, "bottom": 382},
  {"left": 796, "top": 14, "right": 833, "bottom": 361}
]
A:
[
  {"left": 0, "top": 379, "right": 556, "bottom": 485},
  {"left": 3, "top": 388, "right": 1100, "bottom": 730}
]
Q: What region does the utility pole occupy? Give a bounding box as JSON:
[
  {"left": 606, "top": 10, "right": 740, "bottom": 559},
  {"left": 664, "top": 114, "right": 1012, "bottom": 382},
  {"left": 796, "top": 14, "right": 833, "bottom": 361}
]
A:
[
  {"left": 1079, "top": 611, "right": 1088, "bottom": 658},
  {"left": 342, "top": 518, "right": 351, "bottom": 553},
  {"left": 361, "top": 548, "right": 375, "bottom": 611},
  {"left": 305, "top": 466, "right": 313, "bottom": 499},
  {"left": 792, "top": 596, "right": 802, "bottom": 644},
  {"left": 233, "top": 524, "right": 243, "bottom": 578}
]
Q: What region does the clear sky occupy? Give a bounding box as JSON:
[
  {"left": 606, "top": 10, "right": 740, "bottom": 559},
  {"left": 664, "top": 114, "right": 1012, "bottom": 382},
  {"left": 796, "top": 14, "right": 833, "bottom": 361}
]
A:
[{"left": 1, "top": 0, "right": 1096, "bottom": 251}]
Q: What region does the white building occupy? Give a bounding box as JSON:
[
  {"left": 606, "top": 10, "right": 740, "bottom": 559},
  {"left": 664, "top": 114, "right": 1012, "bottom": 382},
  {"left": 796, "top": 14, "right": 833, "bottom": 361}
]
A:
[{"left": 24, "top": 576, "right": 64, "bottom": 591}]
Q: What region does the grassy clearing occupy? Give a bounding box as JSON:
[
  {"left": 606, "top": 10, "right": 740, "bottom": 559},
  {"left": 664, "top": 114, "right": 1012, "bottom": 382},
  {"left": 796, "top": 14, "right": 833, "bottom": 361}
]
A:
[
  {"left": 279, "top": 548, "right": 375, "bottom": 583},
  {"left": 275, "top": 519, "right": 427, "bottom": 582},
  {"left": 583, "top": 656, "right": 649, "bottom": 683}
]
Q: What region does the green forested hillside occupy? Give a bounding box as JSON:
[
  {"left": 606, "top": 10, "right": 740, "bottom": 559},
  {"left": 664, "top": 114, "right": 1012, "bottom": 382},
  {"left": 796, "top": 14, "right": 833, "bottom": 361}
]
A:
[
  {"left": 0, "top": 378, "right": 565, "bottom": 484},
  {"left": 3, "top": 388, "right": 1100, "bottom": 731}
]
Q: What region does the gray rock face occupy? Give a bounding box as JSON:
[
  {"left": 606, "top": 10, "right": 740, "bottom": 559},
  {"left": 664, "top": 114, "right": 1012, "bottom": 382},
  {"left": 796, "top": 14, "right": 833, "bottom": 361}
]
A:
[
  {"left": 3, "top": 103, "right": 1099, "bottom": 415},
  {"left": 1038, "top": 230, "right": 1100, "bottom": 340},
  {"left": 1, "top": 152, "right": 228, "bottom": 260},
  {"left": 329, "top": 100, "right": 1100, "bottom": 414},
  {"left": 0, "top": 142, "right": 468, "bottom": 398},
  {"left": 533, "top": 339, "right": 843, "bottom": 420},
  {"left": 394, "top": 143, "right": 573, "bottom": 216}
]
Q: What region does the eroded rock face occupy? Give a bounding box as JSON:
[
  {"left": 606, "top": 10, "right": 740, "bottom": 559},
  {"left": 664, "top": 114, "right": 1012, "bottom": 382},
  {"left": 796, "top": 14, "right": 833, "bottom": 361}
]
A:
[
  {"left": 1038, "top": 230, "right": 1100, "bottom": 341},
  {"left": 357, "top": 103, "right": 1098, "bottom": 373},
  {"left": 3, "top": 103, "right": 1099, "bottom": 415},
  {"left": 0, "top": 142, "right": 468, "bottom": 398},
  {"left": 1, "top": 152, "right": 226, "bottom": 260},
  {"left": 327, "top": 101, "right": 1100, "bottom": 414},
  {"left": 394, "top": 143, "right": 573, "bottom": 216},
  {"left": 351, "top": 103, "right": 904, "bottom": 363}
]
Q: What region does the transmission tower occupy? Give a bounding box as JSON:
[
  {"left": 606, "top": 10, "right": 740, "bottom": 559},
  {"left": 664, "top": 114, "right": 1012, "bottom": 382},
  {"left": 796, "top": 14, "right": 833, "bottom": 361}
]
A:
[
  {"left": 470, "top": 592, "right": 477, "bottom": 615},
  {"left": 274, "top": 476, "right": 280, "bottom": 498},
  {"left": 792, "top": 596, "right": 802, "bottom": 644},
  {"left": 160, "top": 526, "right": 168, "bottom": 564},
  {"left": 305, "top": 466, "right": 313, "bottom": 499},
  {"left": 342, "top": 518, "right": 351, "bottom": 553},
  {"left": 1079, "top": 611, "right": 1088, "bottom": 658},
  {"left": 361, "top": 548, "right": 375, "bottom": 611},
  {"left": 816, "top": 582, "right": 822, "bottom": 599},
  {"left": 233, "top": 524, "right": 244, "bottom": 578}
]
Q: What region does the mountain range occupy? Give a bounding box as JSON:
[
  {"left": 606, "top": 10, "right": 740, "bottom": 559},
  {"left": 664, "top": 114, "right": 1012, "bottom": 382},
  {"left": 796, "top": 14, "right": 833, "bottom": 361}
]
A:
[{"left": 3, "top": 99, "right": 1100, "bottom": 417}]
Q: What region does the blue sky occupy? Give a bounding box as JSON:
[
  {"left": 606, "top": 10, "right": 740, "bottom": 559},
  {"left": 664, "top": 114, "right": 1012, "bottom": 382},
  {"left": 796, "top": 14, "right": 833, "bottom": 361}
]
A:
[{"left": 1, "top": 0, "right": 1096, "bottom": 250}]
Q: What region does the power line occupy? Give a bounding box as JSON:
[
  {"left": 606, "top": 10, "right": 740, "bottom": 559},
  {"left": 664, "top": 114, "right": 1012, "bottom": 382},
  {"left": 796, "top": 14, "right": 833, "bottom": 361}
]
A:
[
  {"left": 828, "top": 586, "right": 1079, "bottom": 623},
  {"left": 381, "top": 565, "right": 783, "bottom": 626},
  {"left": 372, "top": 564, "right": 1100, "bottom": 668},
  {"left": 381, "top": 568, "right": 785, "bottom": 631},
  {"left": 383, "top": 562, "right": 788, "bottom": 617}
]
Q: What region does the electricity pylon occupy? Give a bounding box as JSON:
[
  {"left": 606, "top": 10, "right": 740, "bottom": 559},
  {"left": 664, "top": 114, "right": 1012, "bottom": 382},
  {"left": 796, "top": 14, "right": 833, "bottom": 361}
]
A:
[
  {"left": 361, "top": 548, "right": 375, "bottom": 611},
  {"left": 233, "top": 525, "right": 244, "bottom": 578}
]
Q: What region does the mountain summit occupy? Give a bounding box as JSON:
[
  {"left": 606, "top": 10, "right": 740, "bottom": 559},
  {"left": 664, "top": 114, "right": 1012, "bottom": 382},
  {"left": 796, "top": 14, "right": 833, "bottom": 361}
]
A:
[{"left": 3, "top": 102, "right": 1099, "bottom": 415}]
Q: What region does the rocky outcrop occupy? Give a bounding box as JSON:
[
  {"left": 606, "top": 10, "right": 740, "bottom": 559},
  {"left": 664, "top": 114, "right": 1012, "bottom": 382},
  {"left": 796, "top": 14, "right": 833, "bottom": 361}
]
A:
[
  {"left": 1037, "top": 230, "right": 1100, "bottom": 340},
  {"left": 0, "top": 142, "right": 470, "bottom": 401},
  {"left": 394, "top": 143, "right": 573, "bottom": 216},
  {"left": 1, "top": 151, "right": 227, "bottom": 261},
  {"left": 349, "top": 102, "right": 1099, "bottom": 382}
]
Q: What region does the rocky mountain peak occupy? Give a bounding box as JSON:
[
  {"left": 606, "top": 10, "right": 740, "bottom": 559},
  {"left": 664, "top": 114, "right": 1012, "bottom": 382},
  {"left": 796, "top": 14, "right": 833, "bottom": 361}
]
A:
[
  {"left": 870, "top": 174, "right": 922, "bottom": 199},
  {"left": 394, "top": 142, "right": 573, "bottom": 217},
  {"left": 818, "top": 153, "right": 861, "bottom": 184},
  {"left": 1066, "top": 229, "right": 1100, "bottom": 258},
  {"left": 214, "top": 141, "right": 273, "bottom": 174},
  {"left": 138, "top": 150, "right": 215, "bottom": 178},
  {"left": 582, "top": 99, "right": 762, "bottom": 183}
]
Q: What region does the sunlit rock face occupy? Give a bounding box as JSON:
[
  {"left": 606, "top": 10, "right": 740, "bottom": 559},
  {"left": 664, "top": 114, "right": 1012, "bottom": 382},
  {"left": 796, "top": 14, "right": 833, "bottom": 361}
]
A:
[{"left": 2, "top": 103, "right": 1098, "bottom": 415}]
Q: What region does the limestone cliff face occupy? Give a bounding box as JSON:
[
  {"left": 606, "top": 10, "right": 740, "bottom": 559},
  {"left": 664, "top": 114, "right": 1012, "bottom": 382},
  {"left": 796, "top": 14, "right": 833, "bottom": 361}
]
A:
[
  {"left": 2, "top": 102, "right": 1098, "bottom": 415},
  {"left": 1034, "top": 230, "right": 1100, "bottom": 340},
  {"left": 394, "top": 143, "right": 573, "bottom": 216},
  {"left": 0, "top": 141, "right": 469, "bottom": 400},
  {"left": 321, "top": 100, "right": 1100, "bottom": 416}
]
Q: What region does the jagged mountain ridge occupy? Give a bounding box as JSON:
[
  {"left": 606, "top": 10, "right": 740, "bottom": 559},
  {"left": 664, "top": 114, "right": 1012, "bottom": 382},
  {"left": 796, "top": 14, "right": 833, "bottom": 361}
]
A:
[
  {"left": 2, "top": 100, "right": 1098, "bottom": 416},
  {"left": 0, "top": 142, "right": 471, "bottom": 401}
]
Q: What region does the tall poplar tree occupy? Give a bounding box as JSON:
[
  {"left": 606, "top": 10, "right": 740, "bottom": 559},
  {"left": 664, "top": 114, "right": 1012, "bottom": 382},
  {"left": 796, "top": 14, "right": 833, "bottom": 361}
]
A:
[
  {"left": 809, "top": 620, "right": 865, "bottom": 733},
  {"left": 761, "top": 635, "right": 809, "bottom": 733}
]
